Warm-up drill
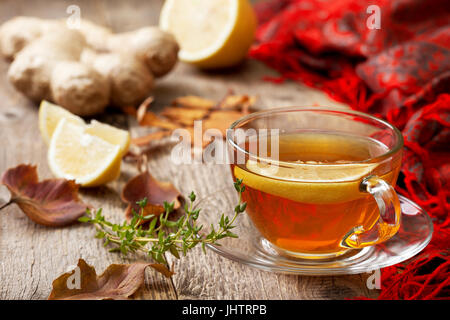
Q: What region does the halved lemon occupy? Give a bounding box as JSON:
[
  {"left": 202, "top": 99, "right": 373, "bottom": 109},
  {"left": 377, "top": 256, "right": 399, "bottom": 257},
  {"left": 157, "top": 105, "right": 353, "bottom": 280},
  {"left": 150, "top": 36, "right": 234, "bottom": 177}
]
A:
[
  {"left": 48, "top": 119, "right": 122, "bottom": 187},
  {"left": 234, "top": 160, "right": 379, "bottom": 204},
  {"left": 39, "top": 100, "right": 85, "bottom": 145},
  {"left": 159, "top": 0, "right": 257, "bottom": 69}
]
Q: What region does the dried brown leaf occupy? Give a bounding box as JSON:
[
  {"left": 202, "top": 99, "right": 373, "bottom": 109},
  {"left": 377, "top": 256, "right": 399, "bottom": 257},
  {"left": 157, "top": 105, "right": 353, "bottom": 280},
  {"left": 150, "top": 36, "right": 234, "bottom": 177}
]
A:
[
  {"left": 149, "top": 263, "right": 175, "bottom": 278},
  {"left": 173, "top": 95, "right": 217, "bottom": 109},
  {"left": 0, "top": 164, "right": 89, "bottom": 227},
  {"left": 48, "top": 258, "right": 173, "bottom": 300},
  {"left": 121, "top": 171, "right": 181, "bottom": 223}
]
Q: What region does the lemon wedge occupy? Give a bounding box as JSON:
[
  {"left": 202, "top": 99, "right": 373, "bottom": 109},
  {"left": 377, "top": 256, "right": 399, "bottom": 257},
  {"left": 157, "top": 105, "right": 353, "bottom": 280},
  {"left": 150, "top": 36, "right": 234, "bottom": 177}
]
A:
[
  {"left": 48, "top": 119, "right": 122, "bottom": 187},
  {"left": 39, "top": 101, "right": 130, "bottom": 156},
  {"left": 159, "top": 0, "right": 256, "bottom": 68},
  {"left": 85, "top": 120, "right": 130, "bottom": 156},
  {"left": 234, "top": 160, "right": 379, "bottom": 204},
  {"left": 39, "top": 100, "right": 85, "bottom": 145}
]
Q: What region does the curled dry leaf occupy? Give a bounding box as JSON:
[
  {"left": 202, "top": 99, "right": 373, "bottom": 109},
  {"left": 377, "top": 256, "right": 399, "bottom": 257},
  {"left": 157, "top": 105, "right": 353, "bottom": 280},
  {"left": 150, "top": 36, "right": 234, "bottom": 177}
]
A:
[
  {"left": 0, "top": 164, "right": 89, "bottom": 227},
  {"left": 122, "top": 171, "right": 181, "bottom": 223},
  {"left": 136, "top": 96, "right": 154, "bottom": 123},
  {"left": 136, "top": 96, "right": 177, "bottom": 130},
  {"left": 48, "top": 258, "right": 173, "bottom": 300}
]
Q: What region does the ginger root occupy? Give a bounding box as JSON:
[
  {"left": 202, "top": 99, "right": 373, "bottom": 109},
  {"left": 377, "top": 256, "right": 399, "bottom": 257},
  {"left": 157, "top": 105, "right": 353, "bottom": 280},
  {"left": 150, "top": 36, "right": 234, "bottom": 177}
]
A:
[
  {"left": 82, "top": 51, "right": 154, "bottom": 107},
  {"left": 0, "top": 17, "right": 179, "bottom": 116}
]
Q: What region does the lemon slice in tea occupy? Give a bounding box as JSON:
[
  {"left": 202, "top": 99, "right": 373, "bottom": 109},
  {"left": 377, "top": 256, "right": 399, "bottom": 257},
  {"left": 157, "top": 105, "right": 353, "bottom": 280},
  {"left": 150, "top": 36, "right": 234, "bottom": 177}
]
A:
[{"left": 234, "top": 160, "right": 379, "bottom": 204}]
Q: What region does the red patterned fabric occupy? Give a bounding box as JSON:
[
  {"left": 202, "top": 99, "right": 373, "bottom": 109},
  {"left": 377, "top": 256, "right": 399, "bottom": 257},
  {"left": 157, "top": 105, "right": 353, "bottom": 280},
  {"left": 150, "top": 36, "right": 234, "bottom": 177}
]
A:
[{"left": 250, "top": 0, "right": 450, "bottom": 299}]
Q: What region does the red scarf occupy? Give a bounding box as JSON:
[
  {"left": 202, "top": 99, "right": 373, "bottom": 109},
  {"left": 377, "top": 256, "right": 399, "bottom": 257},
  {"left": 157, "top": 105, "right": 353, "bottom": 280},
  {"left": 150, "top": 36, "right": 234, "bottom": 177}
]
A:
[{"left": 250, "top": 0, "right": 450, "bottom": 299}]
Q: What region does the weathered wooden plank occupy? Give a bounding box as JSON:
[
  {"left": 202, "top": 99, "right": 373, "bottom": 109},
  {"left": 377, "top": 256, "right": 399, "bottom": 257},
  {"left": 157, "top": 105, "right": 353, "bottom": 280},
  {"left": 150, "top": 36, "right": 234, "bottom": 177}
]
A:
[
  {"left": 0, "top": 0, "right": 379, "bottom": 300},
  {"left": 0, "top": 0, "right": 176, "bottom": 300}
]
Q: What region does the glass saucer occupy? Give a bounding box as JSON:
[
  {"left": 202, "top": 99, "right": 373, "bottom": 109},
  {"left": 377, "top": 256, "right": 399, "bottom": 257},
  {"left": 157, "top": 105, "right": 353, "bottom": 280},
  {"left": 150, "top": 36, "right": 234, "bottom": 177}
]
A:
[{"left": 195, "top": 187, "right": 433, "bottom": 275}]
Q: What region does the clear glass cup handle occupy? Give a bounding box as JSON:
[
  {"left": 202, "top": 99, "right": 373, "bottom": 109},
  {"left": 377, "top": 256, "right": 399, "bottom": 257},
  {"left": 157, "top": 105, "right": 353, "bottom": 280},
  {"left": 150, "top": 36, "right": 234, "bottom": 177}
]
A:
[{"left": 342, "top": 175, "right": 401, "bottom": 249}]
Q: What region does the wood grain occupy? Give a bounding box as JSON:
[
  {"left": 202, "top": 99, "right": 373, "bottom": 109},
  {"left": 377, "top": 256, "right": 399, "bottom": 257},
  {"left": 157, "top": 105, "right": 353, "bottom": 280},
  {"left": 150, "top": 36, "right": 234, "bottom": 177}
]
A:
[
  {"left": 0, "top": 0, "right": 176, "bottom": 300},
  {"left": 0, "top": 0, "right": 379, "bottom": 300}
]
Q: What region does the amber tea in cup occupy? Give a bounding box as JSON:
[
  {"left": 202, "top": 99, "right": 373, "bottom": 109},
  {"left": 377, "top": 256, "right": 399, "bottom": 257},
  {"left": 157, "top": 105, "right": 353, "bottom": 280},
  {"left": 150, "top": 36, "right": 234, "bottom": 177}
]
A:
[{"left": 227, "top": 107, "right": 403, "bottom": 259}]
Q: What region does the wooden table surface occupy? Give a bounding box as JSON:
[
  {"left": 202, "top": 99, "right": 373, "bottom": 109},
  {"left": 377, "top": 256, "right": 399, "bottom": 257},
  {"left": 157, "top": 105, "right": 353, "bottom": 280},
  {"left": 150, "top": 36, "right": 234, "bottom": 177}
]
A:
[{"left": 0, "top": 0, "right": 379, "bottom": 300}]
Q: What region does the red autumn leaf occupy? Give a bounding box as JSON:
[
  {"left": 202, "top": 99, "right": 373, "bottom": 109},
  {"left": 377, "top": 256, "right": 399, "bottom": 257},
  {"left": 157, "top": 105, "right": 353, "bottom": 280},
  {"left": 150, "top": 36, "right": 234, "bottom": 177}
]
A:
[
  {"left": 121, "top": 171, "right": 181, "bottom": 222},
  {"left": 48, "top": 258, "right": 173, "bottom": 300},
  {"left": 0, "top": 164, "right": 89, "bottom": 227}
]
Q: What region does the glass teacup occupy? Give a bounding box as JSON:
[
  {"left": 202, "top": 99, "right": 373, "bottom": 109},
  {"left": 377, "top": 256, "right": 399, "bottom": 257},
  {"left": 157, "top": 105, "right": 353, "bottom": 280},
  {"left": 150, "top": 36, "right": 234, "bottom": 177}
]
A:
[{"left": 226, "top": 107, "right": 403, "bottom": 259}]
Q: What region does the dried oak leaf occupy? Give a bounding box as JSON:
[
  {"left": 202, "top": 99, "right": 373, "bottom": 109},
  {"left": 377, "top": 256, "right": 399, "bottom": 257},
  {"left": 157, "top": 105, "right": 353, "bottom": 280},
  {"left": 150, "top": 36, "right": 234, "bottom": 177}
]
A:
[
  {"left": 0, "top": 164, "right": 88, "bottom": 227},
  {"left": 121, "top": 171, "right": 181, "bottom": 223},
  {"left": 173, "top": 95, "right": 217, "bottom": 109},
  {"left": 48, "top": 258, "right": 173, "bottom": 300}
]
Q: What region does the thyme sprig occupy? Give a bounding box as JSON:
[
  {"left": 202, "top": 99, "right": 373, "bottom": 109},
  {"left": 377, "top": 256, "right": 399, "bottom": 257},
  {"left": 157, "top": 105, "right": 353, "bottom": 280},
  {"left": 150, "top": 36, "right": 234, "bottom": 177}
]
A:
[{"left": 79, "top": 179, "right": 246, "bottom": 264}]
